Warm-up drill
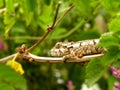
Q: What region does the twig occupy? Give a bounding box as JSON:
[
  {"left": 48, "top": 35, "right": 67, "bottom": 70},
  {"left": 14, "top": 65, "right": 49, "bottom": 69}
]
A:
[
  {"left": 0, "top": 53, "right": 17, "bottom": 63},
  {"left": 51, "top": 1, "right": 61, "bottom": 29},
  {"left": 0, "top": 53, "right": 104, "bottom": 63},
  {"left": 54, "top": 4, "right": 74, "bottom": 27},
  {"left": 29, "top": 53, "right": 104, "bottom": 63},
  {"left": 26, "top": 2, "right": 61, "bottom": 52},
  {"left": 26, "top": 3, "right": 73, "bottom": 52}
]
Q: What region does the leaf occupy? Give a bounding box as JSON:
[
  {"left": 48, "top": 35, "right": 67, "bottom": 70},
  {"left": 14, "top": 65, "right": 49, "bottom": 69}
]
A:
[
  {"left": 101, "top": 0, "right": 120, "bottom": 10},
  {"left": 21, "top": 0, "right": 37, "bottom": 26},
  {"left": 0, "top": 0, "right": 4, "bottom": 8},
  {"left": 6, "top": 60, "right": 24, "bottom": 75},
  {"left": 101, "top": 47, "right": 120, "bottom": 65},
  {"left": 5, "top": 0, "right": 14, "bottom": 14},
  {"left": 85, "top": 58, "right": 106, "bottom": 86},
  {"left": 0, "top": 83, "right": 14, "bottom": 90},
  {"left": 72, "top": 0, "right": 92, "bottom": 17},
  {"left": 4, "top": 12, "right": 16, "bottom": 38},
  {"left": 109, "top": 17, "right": 120, "bottom": 33},
  {"left": 99, "top": 32, "right": 119, "bottom": 48},
  {"left": 108, "top": 75, "right": 117, "bottom": 90},
  {"left": 0, "top": 63, "right": 27, "bottom": 90},
  {"left": 25, "top": 12, "right": 33, "bottom": 26}
]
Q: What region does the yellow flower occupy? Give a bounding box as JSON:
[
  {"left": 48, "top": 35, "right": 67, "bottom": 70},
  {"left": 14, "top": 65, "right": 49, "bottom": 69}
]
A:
[{"left": 6, "top": 60, "right": 24, "bottom": 75}]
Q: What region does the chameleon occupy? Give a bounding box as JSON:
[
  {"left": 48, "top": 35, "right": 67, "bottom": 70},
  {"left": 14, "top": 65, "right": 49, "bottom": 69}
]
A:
[{"left": 50, "top": 39, "right": 106, "bottom": 58}]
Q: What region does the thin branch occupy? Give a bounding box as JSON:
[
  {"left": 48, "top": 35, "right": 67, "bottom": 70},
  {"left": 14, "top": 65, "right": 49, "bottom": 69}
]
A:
[
  {"left": 26, "top": 3, "right": 73, "bottom": 52},
  {"left": 0, "top": 54, "right": 16, "bottom": 63},
  {"left": 26, "top": 3, "right": 61, "bottom": 52},
  {"left": 29, "top": 53, "right": 104, "bottom": 63},
  {"left": 51, "top": 1, "right": 61, "bottom": 28},
  {"left": 0, "top": 53, "right": 104, "bottom": 63},
  {"left": 26, "top": 29, "right": 50, "bottom": 52},
  {"left": 54, "top": 4, "right": 74, "bottom": 28}
]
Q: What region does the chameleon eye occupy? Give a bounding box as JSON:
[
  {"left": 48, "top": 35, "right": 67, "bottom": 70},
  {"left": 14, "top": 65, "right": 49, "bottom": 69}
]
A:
[{"left": 56, "top": 42, "right": 61, "bottom": 48}]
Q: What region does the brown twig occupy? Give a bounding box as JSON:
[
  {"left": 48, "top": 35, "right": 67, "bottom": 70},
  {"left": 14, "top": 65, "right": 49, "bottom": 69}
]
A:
[
  {"left": 54, "top": 4, "right": 74, "bottom": 27},
  {"left": 0, "top": 53, "right": 104, "bottom": 63},
  {"left": 0, "top": 53, "right": 17, "bottom": 63},
  {"left": 26, "top": 3, "right": 74, "bottom": 52}
]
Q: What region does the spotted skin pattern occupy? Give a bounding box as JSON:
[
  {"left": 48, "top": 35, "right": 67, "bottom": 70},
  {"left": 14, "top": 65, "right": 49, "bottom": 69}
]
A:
[{"left": 50, "top": 39, "right": 106, "bottom": 58}]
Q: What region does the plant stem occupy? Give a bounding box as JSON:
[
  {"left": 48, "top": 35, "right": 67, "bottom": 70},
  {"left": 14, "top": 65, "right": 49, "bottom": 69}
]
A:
[
  {"left": 54, "top": 4, "right": 74, "bottom": 28},
  {"left": 26, "top": 3, "right": 73, "bottom": 52}
]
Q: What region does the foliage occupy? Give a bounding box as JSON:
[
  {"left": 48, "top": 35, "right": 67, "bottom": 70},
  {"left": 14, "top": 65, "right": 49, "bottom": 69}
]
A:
[
  {"left": 0, "top": 63, "right": 27, "bottom": 90},
  {"left": 0, "top": 0, "right": 120, "bottom": 90}
]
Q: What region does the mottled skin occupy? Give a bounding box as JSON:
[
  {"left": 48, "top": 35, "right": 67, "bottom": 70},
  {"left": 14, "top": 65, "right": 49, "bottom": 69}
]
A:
[{"left": 50, "top": 39, "right": 106, "bottom": 58}]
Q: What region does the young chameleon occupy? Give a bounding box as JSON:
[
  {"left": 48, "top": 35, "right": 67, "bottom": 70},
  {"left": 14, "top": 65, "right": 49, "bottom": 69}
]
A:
[{"left": 50, "top": 39, "right": 106, "bottom": 58}]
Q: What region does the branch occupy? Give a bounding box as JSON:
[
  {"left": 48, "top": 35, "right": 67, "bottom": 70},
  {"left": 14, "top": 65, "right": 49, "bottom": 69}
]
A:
[
  {"left": 0, "top": 53, "right": 17, "bottom": 63},
  {"left": 0, "top": 53, "right": 104, "bottom": 63},
  {"left": 29, "top": 53, "right": 104, "bottom": 63},
  {"left": 54, "top": 4, "right": 74, "bottom": 27},
  {"left": 26, "top": 3, "right": 73, "bottom": 52}
]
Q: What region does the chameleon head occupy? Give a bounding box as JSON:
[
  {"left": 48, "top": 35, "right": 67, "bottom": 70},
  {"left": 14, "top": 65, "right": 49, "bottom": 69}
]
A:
[{"left": 50, "top": 42, "right": 73, "bottom": 57}]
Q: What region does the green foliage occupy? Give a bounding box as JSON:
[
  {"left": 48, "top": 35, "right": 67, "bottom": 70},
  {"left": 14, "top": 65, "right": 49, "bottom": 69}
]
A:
[
  {"left": 0, "top": 0, "right": 4, "bottom": 8},
  {"left": 5, "top": 0, "right": 15, "bottom": 14},
  {"left": 101, "top": 0, "right": 120, "bottom": 11},
  {"left": 109, "top": 16, "right": 120, "bottom": 33},
  {"left": 72, "top": 0, "right": 92, "bottom": 18},
  {"left": 99, "top": 32, "right": 119, "bottom": 48},
  {"left": 85, "top": 58, "right": 106, "bottom": 86},
  {"left": 0, "top": 63, "right": 27, "bottom": 90}
]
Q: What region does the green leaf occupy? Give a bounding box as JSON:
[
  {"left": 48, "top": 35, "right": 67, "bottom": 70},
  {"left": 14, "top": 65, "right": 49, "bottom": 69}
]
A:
[
  {"left": 99, "top": 32, "right": 119, "bottom": 48},
  {"left": 5, "top": 0, "right": 14, "bottom": 14},
  {"left": 109, "top": 17, "right": 120, "bottom": 33},
  {"left": 44, "top": 0, "right": 51, "bottom": 5},
  {"left": 0, "top": 83, "right": 14, "bottom": 90},
  {"left": 108, "top": 75, "right": 117, "bottom": 90},
  {"left": 72, "top": 0, "right": 92, "bottom": 17},
  {"left": 85, "top": 58, "right": 106, "bottom": 86},
  {"left": 25, "top": 12, "right": 33, "bottom": 26},
  {"left": 0, "top": 0, "right": 4, "bottom": 8},
  {"left": 101, "top": 0, "right": 120, "bottom": 10},
  {"left": 4, "top": 12, "right": 16, "bottom": 38},
  {"left": 101, "top": 47, "right": 120, "bottom": 65},
  {"left": 0, "top": 63, "right": 27, "bottom": 90},
  {"left": 21, "top": 0, "right": 37, "bottom": 26}
]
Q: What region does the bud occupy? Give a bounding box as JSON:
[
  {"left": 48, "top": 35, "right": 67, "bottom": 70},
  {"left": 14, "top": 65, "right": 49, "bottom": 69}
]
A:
[{"left": 114, "top": 82, "right": 120, "bottom": 89}]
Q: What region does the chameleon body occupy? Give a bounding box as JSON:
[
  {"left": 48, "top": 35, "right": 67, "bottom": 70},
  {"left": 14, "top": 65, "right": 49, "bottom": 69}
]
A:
[{"left": 50, "top": 39, "right": 106, "bottom": 58}]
